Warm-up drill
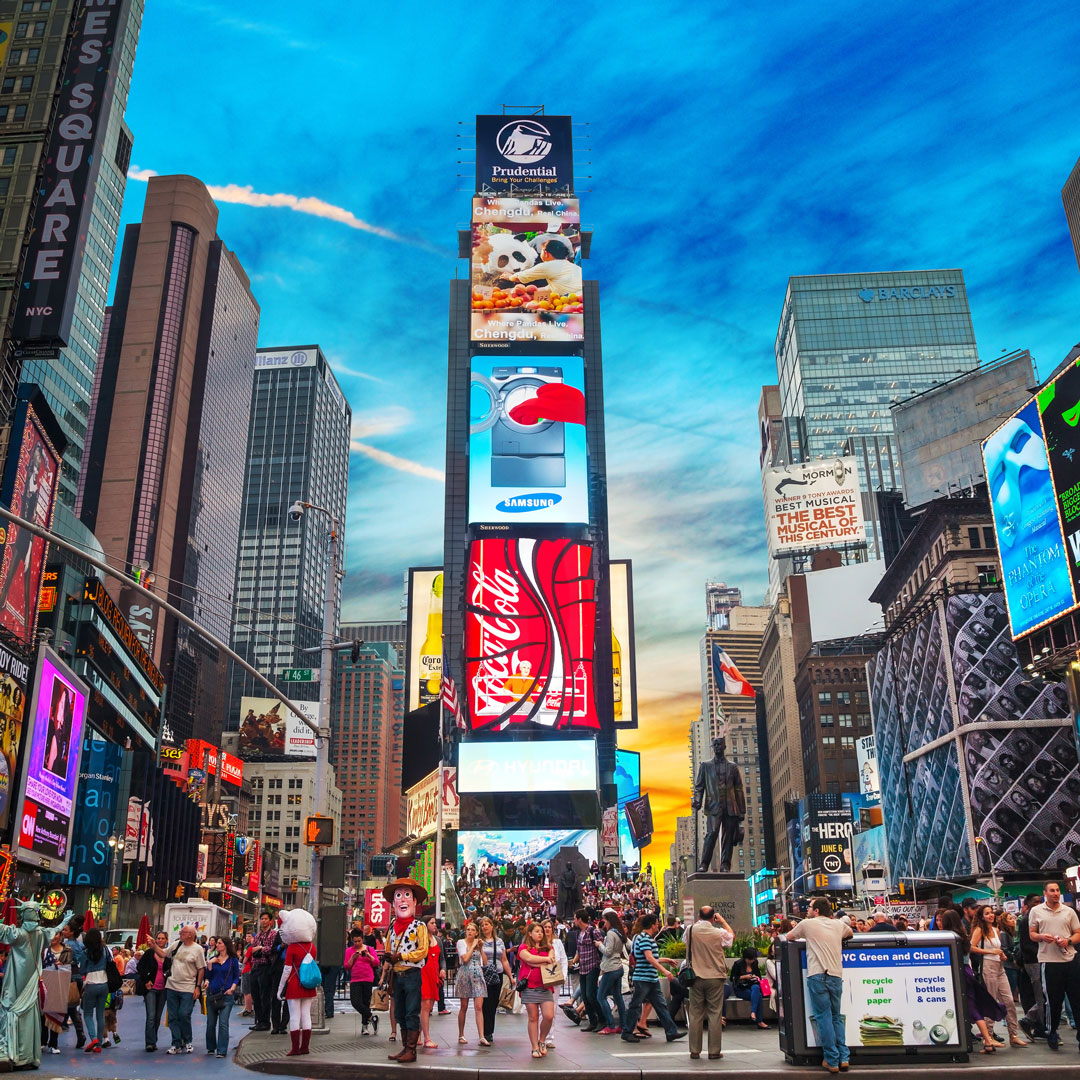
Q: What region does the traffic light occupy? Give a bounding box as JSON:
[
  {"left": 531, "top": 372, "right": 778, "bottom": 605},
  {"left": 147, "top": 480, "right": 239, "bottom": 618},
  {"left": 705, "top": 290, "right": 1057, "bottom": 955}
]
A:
[
  {"left": 304, "top": 815, "right": 334, "bottom": 847},
  {"left": 174, "top": 885, "right": 184, "bottom": 899},
  {"left": 110, "top": 886, "right": 119, "bottom": 900},
  {"left": 291, "top": 878, "right": 298, "bottom": 890}
]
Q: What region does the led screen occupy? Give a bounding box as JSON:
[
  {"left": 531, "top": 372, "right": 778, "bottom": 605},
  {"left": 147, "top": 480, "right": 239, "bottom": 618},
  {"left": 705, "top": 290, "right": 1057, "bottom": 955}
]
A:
[
  {"left": 457, "top": 828, "right": 597, "bottom": 869},
  {"left": 469, "top": 355, "right": 588, "bottom": 526},
  {"left": 614, "top": 749, "right": 640, "bottom": 805},
  {"left": 474, "top": 116, "right": 574, "bottom": 195},
  {"left": 15, "top": 647, "right": 88, "bottom": 873},
  {"left": 405, "top": 568, "right": 443, "bottom": 712},
  {"left": 1039, "top": 359, "right": 1080, "bottom": 611},
  {"left": 0, "top": 642, "right": 28, "bottom": 835},
  {"left": 470, "top": 197, "right": 583, "bottom": 344},
  {"left": 0, "top": 403, "right": 59, "bottom": 647},
  {"left": 458, "top": 739, "right": 598, "bottom": 793},
  {"left": 983, "top": 397, "right": 1074, "bottom": 637},
  {"left": 610, "top": 561, "right": 638, "bottom": 727},
  {"left": 465, "top": 538, "right": 598, "bottom": 731}
]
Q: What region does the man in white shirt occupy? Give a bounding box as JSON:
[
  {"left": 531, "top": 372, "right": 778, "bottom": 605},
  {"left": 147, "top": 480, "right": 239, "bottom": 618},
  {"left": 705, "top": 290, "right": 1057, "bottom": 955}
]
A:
[
  {"left": 685, "top": 907, "right": 734, "bottom": 1060},
  {"left": 787, "top": 898, "right": 853, "bottom": 1074},
  {"left": 1028, "top": 882, "right": 1080, "bottom": 1051},
  {"left": 506, "top": 238, "right": 582, "bottom": 296}
]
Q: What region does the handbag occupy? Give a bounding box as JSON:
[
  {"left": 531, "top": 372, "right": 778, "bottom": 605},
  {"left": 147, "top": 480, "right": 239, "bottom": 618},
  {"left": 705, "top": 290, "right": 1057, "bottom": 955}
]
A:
[
  {"left": 677, "top": 927, "right": 696, "bottom": 988},
  {"left": 371, "top": 985, "right": 390, "bottom": 1012},
  {"left": 498, "top": 974, "right": 516, "bottom": 1010},
  {"left": 758, "top": 976, "right": 772, "bottom": 997}
]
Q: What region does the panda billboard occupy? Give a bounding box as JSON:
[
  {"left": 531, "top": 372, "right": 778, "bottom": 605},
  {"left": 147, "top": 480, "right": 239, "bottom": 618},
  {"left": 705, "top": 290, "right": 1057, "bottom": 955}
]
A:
[{"left": 471, "top": 198, "right": 584, "bottom": 344}]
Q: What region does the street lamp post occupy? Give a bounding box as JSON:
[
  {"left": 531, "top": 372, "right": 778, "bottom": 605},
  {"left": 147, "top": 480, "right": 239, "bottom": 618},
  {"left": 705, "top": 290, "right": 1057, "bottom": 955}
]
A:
[
  {"left": 288, "top": 500, "right": 341, "bottom": 916},
  {"left": 781, "top": 866, "right": 823, "bottom": 916},
  {"left": 107, "top": 833, "right": 123, "bottom": 924},
  {"left": 974, "top": 836, "right": 1002, "bottom": 903}
]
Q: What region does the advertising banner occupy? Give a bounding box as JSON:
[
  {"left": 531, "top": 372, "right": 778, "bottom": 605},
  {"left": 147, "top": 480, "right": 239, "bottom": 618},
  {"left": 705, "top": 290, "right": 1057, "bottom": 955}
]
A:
[
  {"left": 610, "top": 561, "right": 637, "bottom": 727},
  {"left": 14, "top": 647, "right": 88, "bottom": 873},
  {"left": 1038, "top": 359, "right": 1080, "bottom": 611},
  {"left": 405, "top": 568, "right": 442, "bottom": 713},
  {"left": 465, "top": 538, "right": 598, "bottom": 731},
  {"left": 238, "top": 697, "right": 319, "bottom": 759},
  {"left": 405, "top": 767, "right": 460, "bottom": 839},
  {"left": 601, "top": 806, "right": 619, "bottom": 861},
  {"left": 254, "top": 347, "right": 317, "bottom": 370},
  {"left": 983, "top": 397, "right": 1074, "bottom": 637},
  {"left": 624, "top": 793, "right": 653, "bottom": 848},
  {"left": 457, "top": 740, "right": 598, "bottom": 793},
  {"left": 0, "top": 403, "right": 60, "bottom": 647},
  {"left": 764, "top": 457, "right": 866, "bottom": 555},
  {"left": 475, "top": 115, "right": 574, "bottom": 195},
  {"left": 856, "top": 734, "right": 881, "bottom": 802},
  {"left": 469, "top": 357, "right": 589, "bottom": 526},
  {"left": 801, "top": 940, "right": 961, "bottom": 1049},
  {"left": 364, "top": 887, "right": 391, "bottom": 930},
  {"left": 807, "top": 801, "right": 854, "bottom": 891},
  {"left": 0, "top": 643, "right": 28, "bottom": 834},
  {"left": 470, "top": 198, "right": 583, "bottom": 344},
  {"left": 615, "top": 748, "right": 641, "bottom": 867},
  {"left": 457, "top": 827, "right": 598, "bottom": 869},
  {"left": 11, "top": 0, "right": 129, "bottom": 344},
  {"left": 64, "top": 734, "right": 122, "bottom": 887}
]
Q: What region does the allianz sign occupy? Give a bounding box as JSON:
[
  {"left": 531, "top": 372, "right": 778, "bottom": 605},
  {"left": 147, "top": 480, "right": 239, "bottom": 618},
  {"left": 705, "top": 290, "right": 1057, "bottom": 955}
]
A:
[{"left": 858, "top": 285, "right": 957, "bottom": 302}]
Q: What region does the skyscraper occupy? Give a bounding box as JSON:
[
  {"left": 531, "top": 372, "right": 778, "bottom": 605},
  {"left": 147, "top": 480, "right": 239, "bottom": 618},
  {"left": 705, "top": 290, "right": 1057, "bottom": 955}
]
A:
[
  {"left": 705, "top": 582, "right": 742, "bottom": 631},
  {"left": 1063, "top": 153, "right": 1080, "bottom": 275},
  {"left": 1, "top": 0, "right": 142, "bottom": 510},
  {"left": 767, "top": 270, "right": 980, "bottom": 594},
  {"left": 78, "top": 175, "right": 259, "bottom": 745},
  {"left": 227, "top": 345, "right": 351, "bottom": 728}
]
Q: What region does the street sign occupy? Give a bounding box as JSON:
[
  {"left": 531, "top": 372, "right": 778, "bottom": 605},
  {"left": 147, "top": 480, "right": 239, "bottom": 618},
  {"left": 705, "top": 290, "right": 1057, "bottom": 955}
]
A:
[
  {"left": 297, "top": 879, "right": 311, "bottom": 888},
  {"left": 281, "top": 668, "right": 316, "bottom": 682}
]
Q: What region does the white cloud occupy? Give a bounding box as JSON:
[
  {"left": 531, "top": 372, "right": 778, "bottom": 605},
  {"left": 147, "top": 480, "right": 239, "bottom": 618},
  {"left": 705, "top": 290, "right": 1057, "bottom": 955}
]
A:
[
  {"left": 126, "top": 168, "right": 431, "bottom": 249},
  {"left": 350, "top": 407, "right": 413, "bottom": 441},
  {"left": 351, "top": 441, "right": 444, "bottom": 482}
]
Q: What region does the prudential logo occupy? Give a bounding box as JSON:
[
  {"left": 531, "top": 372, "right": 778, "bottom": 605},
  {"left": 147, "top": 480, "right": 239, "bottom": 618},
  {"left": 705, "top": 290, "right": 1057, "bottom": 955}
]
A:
[
  {"left": 858, "top": 285, "right": 956, "bottom": 302},
  {"left": 497, "top": 121, "right": 554, "bottom": 164}
]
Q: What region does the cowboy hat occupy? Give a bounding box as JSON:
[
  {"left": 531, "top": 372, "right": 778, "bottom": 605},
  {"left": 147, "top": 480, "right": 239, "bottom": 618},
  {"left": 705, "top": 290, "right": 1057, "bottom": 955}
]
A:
[{"left": 382, "top": 877, "right": 428, "bottom": 905}]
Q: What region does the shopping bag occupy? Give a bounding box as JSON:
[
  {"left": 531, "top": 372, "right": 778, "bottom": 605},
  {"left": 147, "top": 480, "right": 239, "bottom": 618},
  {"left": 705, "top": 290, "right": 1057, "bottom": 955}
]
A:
[
  {"left": 41, "top": 968, "right": 70, "bottom": 1015},
  {"left": 498, "top": 974, "right": 515, "bottom": 1010},
  {"left": 371, "top": 986, "right": 390, "bottom": 1012}
]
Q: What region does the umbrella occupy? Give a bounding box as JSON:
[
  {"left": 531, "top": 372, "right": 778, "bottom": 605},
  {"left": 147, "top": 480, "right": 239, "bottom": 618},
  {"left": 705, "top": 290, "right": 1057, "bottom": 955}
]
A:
[
  {"left": 136, "top": 913, "right": 151, "bottom": 946},
  {"left": 83, "top": 909, "right": 95, "bottom": 933}
]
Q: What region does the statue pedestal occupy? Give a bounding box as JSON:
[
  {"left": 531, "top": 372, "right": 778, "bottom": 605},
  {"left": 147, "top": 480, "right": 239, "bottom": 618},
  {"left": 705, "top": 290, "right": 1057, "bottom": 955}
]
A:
[{"left": 683, "top": 872, "right": 753, "bottom": 933}]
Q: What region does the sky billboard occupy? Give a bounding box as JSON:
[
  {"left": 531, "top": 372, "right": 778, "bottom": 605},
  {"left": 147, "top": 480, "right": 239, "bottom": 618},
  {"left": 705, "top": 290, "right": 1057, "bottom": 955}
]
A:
[
  {"left": 610, "top": 560, "right": 638, "bottom": 728},
  {"left": 470, "top": 197, "right": 583, "bottom": 344},
  {"left": 465, "top": 538, "right": 598, "bottom": 731},
  {"left": 983, "top": 396, "right": 1075, "bottom": 637},
  {"left": 15, "top": 647, "right": 88, "bottom": 874},
  {"left": 469, "top": 357, "right": 589, "bottom": 526},
  {"left": 238, "top": 697, "right": 319, "bottom": 759},
  {"left": 763, "top": 457, "right": 866, "bottom": 555},
  {"left": 474, "top": 115, "right": 574, "bottom": 195}
]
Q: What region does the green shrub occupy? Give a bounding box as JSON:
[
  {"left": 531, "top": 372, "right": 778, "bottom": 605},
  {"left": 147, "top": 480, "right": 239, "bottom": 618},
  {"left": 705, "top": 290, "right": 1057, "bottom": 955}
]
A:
[{"left": 659, "top": 939, "right": 686, "bottom": 959}]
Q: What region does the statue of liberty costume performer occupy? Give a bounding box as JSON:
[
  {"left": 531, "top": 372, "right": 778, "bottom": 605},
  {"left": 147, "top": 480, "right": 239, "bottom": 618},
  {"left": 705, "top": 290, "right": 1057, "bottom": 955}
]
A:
[{"left": 0, "top": 900, "right": 51, "bottom": 1070}]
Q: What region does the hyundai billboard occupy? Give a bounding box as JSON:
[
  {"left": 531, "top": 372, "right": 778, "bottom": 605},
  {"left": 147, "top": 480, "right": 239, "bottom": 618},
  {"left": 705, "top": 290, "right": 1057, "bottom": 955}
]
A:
[
  {"left": 465, "top": 538, "right": 598, "bottom": 731},
  {"left": 983, "top": 396, "right": 1074, "bottom": 637},
  {"left": 469, "top": 356, "right": 588, "bottom": 527},
  {"left": 458, "top": 740, "right": 598, "bottom": 793}
]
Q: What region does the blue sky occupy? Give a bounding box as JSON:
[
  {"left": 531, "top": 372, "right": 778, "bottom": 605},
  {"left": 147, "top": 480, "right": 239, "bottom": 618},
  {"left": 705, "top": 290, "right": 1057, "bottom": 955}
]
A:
[{"left": 118, "top": 1, "right": 1080, "bottom": 858}]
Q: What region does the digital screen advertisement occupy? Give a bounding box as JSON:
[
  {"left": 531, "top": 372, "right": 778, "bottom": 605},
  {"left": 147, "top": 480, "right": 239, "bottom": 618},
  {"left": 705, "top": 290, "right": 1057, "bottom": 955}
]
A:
[
  {"left": 983, "top": 397, "right": 1074, "bottom": 637},
  {"left": 465, "top": 538, "right": 598, "bottom": 731},
  {"left": 470, "top": 197, "right": 583, "bottom": 344},
  {"left": 0, "top": 404, "right": 60, "bottom": 647},
  {"left": 474, "top": 114, "right": 574, "bottom": 195},
  {"left": 610, "top": 560, "right": 637, "bottom": 727},
  {"left": 15, "top": 647, "right": 88, "bottom": 873},
  {"left": 458, "top": 739, "right": 598, "bottom": 793},
  {"left": 800, "top": 939, "right": 960, "bottom": 1050},
  {"left": 615, "top": 748, "right": 641, "bottom": 867},
  {"left": 0, "top": 642, "right": 28, "bottom": 835},
  {"left": 238, "top": 696, "right": 319, "bottom": 759},
  {"left": 457, "top": 827, "right": 598, "bottom": 869},
  {"left": 469, "top": 356, "right": 589, "bottom": 526},
  {"left": 405, "top": 568, "right": 443, "bottom": 713},
  {"left": 1038, "top": 359, "right": 1080, "bottom": 607},
  {"left": 764, "top": 457, "right": 866, "bottom": 555}
]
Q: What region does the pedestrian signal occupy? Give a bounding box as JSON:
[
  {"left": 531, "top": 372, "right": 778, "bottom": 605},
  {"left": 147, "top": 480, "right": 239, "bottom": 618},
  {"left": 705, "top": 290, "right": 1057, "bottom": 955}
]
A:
[{"left": 304, "top": 816, "right": 334, "bottom": 847}]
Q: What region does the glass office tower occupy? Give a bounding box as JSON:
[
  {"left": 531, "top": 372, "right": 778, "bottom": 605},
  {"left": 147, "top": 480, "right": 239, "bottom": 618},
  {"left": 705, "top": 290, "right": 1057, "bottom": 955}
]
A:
[{"left": 768, "top": 270, "right": 979, "bottom": 593}]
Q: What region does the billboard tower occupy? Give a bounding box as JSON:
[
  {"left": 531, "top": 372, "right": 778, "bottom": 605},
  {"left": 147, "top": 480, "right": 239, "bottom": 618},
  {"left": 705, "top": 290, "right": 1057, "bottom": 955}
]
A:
[{"left": 440, "top": 110, "right": 635, "bottom": 869}]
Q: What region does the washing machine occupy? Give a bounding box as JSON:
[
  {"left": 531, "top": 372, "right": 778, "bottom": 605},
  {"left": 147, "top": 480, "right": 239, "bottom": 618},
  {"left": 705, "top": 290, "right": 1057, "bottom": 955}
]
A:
[{"left": 470, "top": 365, "right": 566, "bottom": 487}]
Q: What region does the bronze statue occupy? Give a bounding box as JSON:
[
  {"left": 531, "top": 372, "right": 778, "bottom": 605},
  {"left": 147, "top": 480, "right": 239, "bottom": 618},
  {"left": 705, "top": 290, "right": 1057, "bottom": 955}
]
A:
[{"left": 691, "top": 735, "right": 746, "bottom": 874}]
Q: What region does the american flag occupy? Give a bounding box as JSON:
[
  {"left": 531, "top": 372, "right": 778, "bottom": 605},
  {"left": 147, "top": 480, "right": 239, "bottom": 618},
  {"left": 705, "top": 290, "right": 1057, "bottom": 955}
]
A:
[{"left": 441, "top": 666, "right": 466, "bottom": 730}]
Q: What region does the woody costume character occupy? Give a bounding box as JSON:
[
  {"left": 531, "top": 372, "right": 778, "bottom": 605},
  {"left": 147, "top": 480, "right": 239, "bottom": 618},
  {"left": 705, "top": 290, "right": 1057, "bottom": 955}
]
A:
[{"left": 383, "top": 879, "right": 429, "bottom": 1064}]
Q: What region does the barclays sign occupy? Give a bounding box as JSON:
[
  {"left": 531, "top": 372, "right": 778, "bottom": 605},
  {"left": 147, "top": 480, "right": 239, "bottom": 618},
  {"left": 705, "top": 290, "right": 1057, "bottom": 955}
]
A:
[{"left": 858, "top": 285, "right": 956, "bottom": 302}]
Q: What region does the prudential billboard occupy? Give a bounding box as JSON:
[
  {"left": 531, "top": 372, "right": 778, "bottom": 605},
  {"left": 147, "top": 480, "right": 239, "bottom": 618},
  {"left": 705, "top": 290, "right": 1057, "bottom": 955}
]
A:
[{"left": 469, "top": 356, "right": 588, "bottom": 527}]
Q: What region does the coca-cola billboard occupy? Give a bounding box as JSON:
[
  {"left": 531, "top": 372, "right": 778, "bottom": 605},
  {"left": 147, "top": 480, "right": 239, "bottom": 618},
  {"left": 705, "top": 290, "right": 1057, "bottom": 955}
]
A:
[{"left": 465, "top": 538, "right": 598, "bottom": 731}]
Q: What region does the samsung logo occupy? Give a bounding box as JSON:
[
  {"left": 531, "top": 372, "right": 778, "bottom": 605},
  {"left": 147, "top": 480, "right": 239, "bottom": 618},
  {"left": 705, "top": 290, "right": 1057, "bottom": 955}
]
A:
[
  {"left": 858, "top": 285, "right": 956, "bottom": 302},
  {"left": 495, "top": 493, "right": 562, "bottom": 513}
]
